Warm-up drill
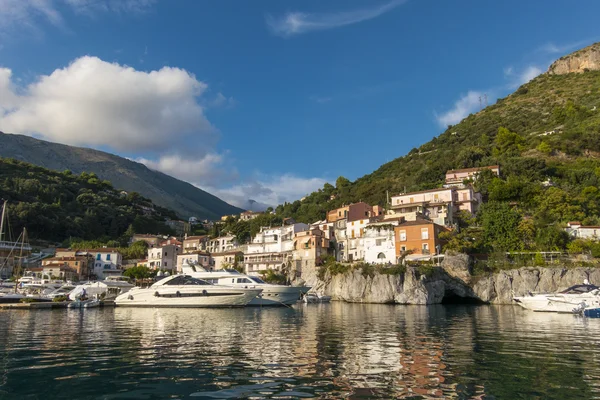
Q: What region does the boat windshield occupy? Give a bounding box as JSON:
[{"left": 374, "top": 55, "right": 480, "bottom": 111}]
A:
[
  {"left": 249, "top": 276, "right": 266, "bottom": 284},
  {"left": 560, "top": 284, "right": 599, "bottom": 294},
  {"left": 164, "top": 276, "right": 211, "bottom": 286}
]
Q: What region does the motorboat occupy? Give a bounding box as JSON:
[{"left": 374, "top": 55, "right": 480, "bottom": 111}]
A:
[
  {"left": 303, "top": 292, "right": 332, "bottom": 304},
  {"left": 69, "top": 277, "right": 134, "bottom": 301},
  {"left": 41, "top": 284, "right": 76, "bottom": 300},
  {"left": 181, "top": 261, "right": 310, "bottom": 306},
  {"left": 513, "top": 282, "right": 600, "bottom": 313},
  {"left": 114, "top": 274, "right": 263, "bottom": 308}
]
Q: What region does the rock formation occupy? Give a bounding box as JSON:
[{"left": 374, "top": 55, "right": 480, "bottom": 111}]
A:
[
  {"left": 296, "top": 253, "right": 600, "bottom": 305},
  {"left": 548, "top": 42, "right": 600, "bottom": 75}
]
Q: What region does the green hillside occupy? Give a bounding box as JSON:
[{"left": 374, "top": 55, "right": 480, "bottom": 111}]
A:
[
  {"left": 0, "top": 132, "right": 243, "bottom": 220},
  {"left": 0, "top": 158, "right": 179, "bottom": 242},
  {"left": 275, "top": 47, "right": 600, "bottom": 254}
]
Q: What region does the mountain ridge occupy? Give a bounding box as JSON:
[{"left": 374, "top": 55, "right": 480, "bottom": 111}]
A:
[{"left": 0, "top": 132, "right": 242, "bottom": 220}]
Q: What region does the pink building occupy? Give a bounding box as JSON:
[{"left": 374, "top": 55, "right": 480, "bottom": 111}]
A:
[{"left": 445, "top": 165, "right": 500, "bottom": 186}]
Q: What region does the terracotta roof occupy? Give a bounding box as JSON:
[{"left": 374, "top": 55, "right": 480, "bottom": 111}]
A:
[
  {"left": 78, "top": 248, "right": 121, "bottom": 253},
  {"left": 446, "top": 165, "right": 500, "bottom": 175},
  {"left": 43, "top": 256, "right": 87, "bottom": 262},
  {"left": 568, "top": 221, "right": 582, "bottom": 225},
  {"left": 184, "top": 235, "right": 208, "bottom": 240},
  {"left": 396, "top": 218, "right": 437, "bottom": 227}
]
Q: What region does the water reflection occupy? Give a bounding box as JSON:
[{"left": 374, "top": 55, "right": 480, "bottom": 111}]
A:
[{"left": 0, "top": 304, "right": 599, "bottom": 399}]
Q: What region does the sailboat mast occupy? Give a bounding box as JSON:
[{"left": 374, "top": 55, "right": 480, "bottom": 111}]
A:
[{"left": 0, "top": 200, "right": 6, "bottom": 242}]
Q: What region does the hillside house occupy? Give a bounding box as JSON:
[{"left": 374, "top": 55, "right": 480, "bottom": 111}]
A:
[{"left": 394, "top": 219, "right": 448, "bottom": 260}]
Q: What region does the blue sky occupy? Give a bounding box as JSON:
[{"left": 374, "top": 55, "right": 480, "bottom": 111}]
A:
[{"left": 0, "top": 0, "right": 599, "bottom": 210}]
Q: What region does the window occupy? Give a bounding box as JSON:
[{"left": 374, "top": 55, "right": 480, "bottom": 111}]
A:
[
  {"left": 165, "top": 276, "right": 210, "bottom": 285},
  {"left": 165, "top": 252, "right": 168, "bottom": 257},
  {"left": 399, "top": 230, "right": 407, "bottom": 241},
  {"left": 421, "top": 228, "right": 429, "bottom": 240},
  {"left": 409, "top": 197, "right": 414, "bottom": 203},
  {"left": 422, "top": 243, "right": 429, "bottom": 251},
  {"left": 96, "top": 254, "right": 101, "bottom": 260},
  {"left": 377, "top": 252, "right": 386, "bottom": 259},
  {"left": 434, "top": 194, "right": 439, "bottom": 201},
  {"left": 401, "top": 246, "right": 406, "bottom": 252},
  {"left": 360, "top": 220, "right": 363, "bottom": 224},
  {"left": 106, "top": 254, "right": 111, "bottom": 261},
  {"left": 360, "top": 228, "right": 364, "bottom": 237},
  {"left": 462, "top": 193, "right": 468, "bottom": 201},
  {"left": 351, "top": 230, "right": 355, "bottom": 238},
  {"left": 338, "top": 211, "right": 341, "bottom": 217},
  {"left": 376, "top": 239, "right": 384, "bottom": 246},
  {"left": 165, "top": 262, "right": 168, "bottom": 267}
]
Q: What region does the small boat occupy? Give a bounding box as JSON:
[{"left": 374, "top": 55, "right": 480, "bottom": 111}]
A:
[
  {"left": 115, "top": 274, "right": 262, "bottom": 308},
  {"left": 513, "top": 281, "right": 600, "bottom": 313},
  {"left": 69, "top": 277, "right": 134, "bottom": 301},
  {"left": 181, "top": 261, "right": 310, "bottom": 306},
  {"left": 303, "top": 292, "right": 332, "bottom": 304}
]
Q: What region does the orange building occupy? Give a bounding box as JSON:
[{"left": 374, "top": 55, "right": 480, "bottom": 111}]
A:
[
  {"left": 41, "top": 256, "right": 91, "bottom": 280},
  {"left": 327, "top": 202, "right": 381, "bottom": 223},
  {"left": 394, "top": 219, "right": 448, "bottom": 259}
]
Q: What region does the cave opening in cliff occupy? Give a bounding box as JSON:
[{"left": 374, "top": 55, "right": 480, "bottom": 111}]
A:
[{"left": 441, "top": 292, "right": 486, "bottom": 305}]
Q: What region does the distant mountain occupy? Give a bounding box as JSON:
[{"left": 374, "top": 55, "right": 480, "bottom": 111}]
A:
[{"left": 0, "top": 132, "right": 242, "bottom": 220}]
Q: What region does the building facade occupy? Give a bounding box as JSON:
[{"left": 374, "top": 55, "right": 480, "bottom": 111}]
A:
[
  {"left": 364, "top": 220, "right": 401, "bottom": 264},
  {"left": 394, "top": 219, "right": 448, "bottom": 260},
  {"left": 566, "top": 222, "right": 600, "bottom": 240},
  {"left": 444, "top": 165, "right": 500, "bottom": 186},
  {"left": 147, "top": 244, "right": 182, "bottom": 271},
  {"left": 183, "top": 235, "right": 209, "bottom": 253},
  {"left": 176, "top": 252, "right": 211, "bottom": 272},
  {"left": 41, "top": 256, "right": 91, "bottom": 280}
]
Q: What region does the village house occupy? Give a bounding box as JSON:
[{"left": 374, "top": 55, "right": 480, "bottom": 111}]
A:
[
  {"left": 41, "top": 256, "right": 91, "bottom": 280},
  {"left": 244, "top": 223, "right": 309, "bottom": 275},
  {"left": 444, "top": 165, "right": 500, "bottom": 187},
  {"left": 165, "top": 220, "right": 191, "bottom": 237},
  {"left": 26, "top": 264, "right": 78, "bottom": 281},
  {"left": 72, "top": 248, "right": 123, "bottom": 279},
  {"left": 394, "top": 219, "right": 448, "bottom": 261},
  {"left": 310, "top": 220, "right": 334, "bottom": 240},
  {"left": 147, "top": 243, "right": 182, "bottom": 272},
  {"left": 292, "top": 228, "right": 329, "bottom": 275},
  {"left": 207, "top": 235, "right": 238, "bottom": 254},
  {"left": 240, "top": 210, "right": 263, "bottom": 221},
  {"left": 212, "top": 251, "right": 243, "bottom": 270},
  {"left": 566, "top": 222, "right": 600, "bottom": 240},
  {"left": 176, "top": 251, "right": 211, "bottom": 272},
  {"left": 364, "top": 219, "right": 403, "bottom": 264},
  {"left": 333, "top": 218, "right": 348, "bottom": 262},
  {"left": 388, "top": 187, "right": 481, "bottom": 227},
  {"left": 326, "top": 202, "right": 383, "bottom": 223},
  {"left": 182, "top": 235, "right": 209, "bottom": 253}
]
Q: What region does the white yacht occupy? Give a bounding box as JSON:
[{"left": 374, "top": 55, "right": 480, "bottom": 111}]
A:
[
  {"left": 181, "top": 262, "right": 310, "bottom": 306},
  {"left": 114, "top": 274, "right": 262, "bottom": 308},
  {"left": 513, "top": 282, "right": 600, "bottom": 313},
  {"left": 69, "top": 277, "right": 134, "bottom": 301}
]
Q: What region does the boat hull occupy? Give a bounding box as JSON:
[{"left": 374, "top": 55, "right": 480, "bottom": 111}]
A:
[
  {"left": 115, "top": 286, "right": 262, "bottom": 308},
  {"left": 248, "top": 286, "right": 307, "bottom": 306},
  {"left": 514, "top": 294, "right": 600, "bottom": 313}
]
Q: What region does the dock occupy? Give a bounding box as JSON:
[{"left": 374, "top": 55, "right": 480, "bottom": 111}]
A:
[{"left": 0, "top": 300, "right": 116, "bottom": 310}]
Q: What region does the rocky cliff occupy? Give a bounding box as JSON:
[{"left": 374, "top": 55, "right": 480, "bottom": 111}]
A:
[
  {"left": 297, "top": 254, "right": 600, "bottom": 305},
  {"left": 548, "top": 42, "right": 600, "bottom": 74}
]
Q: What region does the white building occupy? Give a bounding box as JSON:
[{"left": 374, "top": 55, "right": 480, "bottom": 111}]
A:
[
  {"left": 244, "top": 223, "right": 309, "bottom": 275},
  {"left": 207, "top": 235, "right": 238, "bottom": 253},
  {"left": 176, "top": 252, "right": 211, "bottom": 272},
  {"left": 566, "top": 222, "right": 600, "bottom": 240},
  {"left": 364, "top": 220, "right": 401, "bottom": 264},
  {"left": 346, "top": 218, "right": 375, "bottom": 262},
  {"left": 88, "top": 248, "right": 123, "bottom": 279},
  {"left": 148, "top": 244, "right": 182, "bottom": 272},
  {"left": 388, "top": 187, "right": 481, "bottom": 227},
  {"left": 246, "top": 223, "right": 309, "bottom": 254}
]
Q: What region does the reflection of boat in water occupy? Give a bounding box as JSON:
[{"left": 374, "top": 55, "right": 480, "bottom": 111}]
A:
[
  {"left": 69, "top": 276, "right": 134, "bottom": 301},
  {"left": 181, "top": 261, "right": 309, "bottom": 306},
  {"left": 303, "top": 292, "right": 332, "bottom": 304},
  {"left": 115, "top": 274, "right": 263, "bottom": 307},
  {"left": 513, "top": 282, "right": 600, "bottom": 313},
  {"left": 68, "top": 298, "right": 101, "bottom": 308}
]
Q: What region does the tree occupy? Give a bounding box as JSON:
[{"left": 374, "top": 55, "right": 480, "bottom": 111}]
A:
[{"left": 479, "top": 202, "right": 523, "bottom": 251}]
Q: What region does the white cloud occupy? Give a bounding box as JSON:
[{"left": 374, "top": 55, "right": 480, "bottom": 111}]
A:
[
  {"left": 0, "top": 0, "right": 154, "bottom": 38},
  {"left": 435, "top": 91, "right": 483, "bottom": 127},
  {"left": 138, "top": 153, "right": 328, "bottom": 210},
  {"left": 0, "top": 56, "right": 216, "bottom": 152},
  {"left": 310, "top": 95, "right": 332, "bottom": 104},
  {"left": 213, "top": 175, "right": 329, "bottom": 210},
  {"left": 267, "top": 0, "right": 407, "bottom": 37},
  {"left": 504, "top": 64, "right": 543, "bottom": 87},
  {"left": 137, "top": 153, "right": 238, "bottom": 189},
  {"left": 210, "top": 92, "right": 236, "bottom": 108}
]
